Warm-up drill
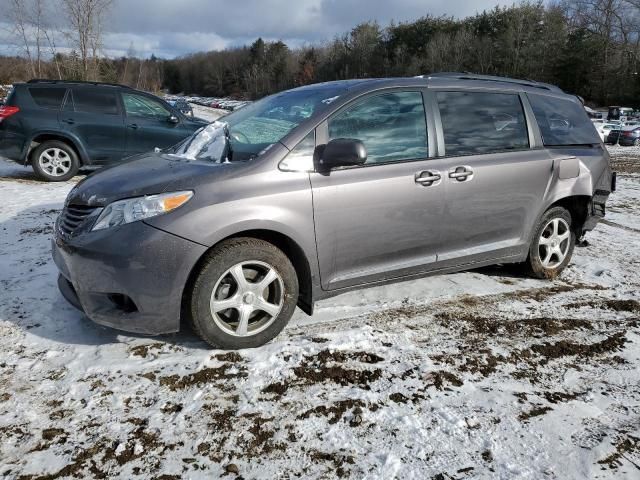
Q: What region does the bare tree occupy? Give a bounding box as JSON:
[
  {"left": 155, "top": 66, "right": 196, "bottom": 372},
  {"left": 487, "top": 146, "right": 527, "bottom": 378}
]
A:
[
  {"left": 6, "top": 0, "right": 44, "bottom": 77},
  {"left": 62, "top": 0, "right": 113, "bottom": 80}
]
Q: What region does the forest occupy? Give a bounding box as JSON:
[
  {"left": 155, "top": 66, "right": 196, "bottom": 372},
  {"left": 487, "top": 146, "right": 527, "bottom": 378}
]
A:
[{"left": 1, "top": 0, "right": 639, "bottom": 107}]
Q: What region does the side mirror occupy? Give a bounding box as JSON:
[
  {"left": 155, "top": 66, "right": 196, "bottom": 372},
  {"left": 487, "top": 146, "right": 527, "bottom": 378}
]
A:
[
  {"left": 317, "top": 138, "right": 367, "bottom": 170},
  {"left": 168, "top": 114, "right": 179, "bottom": 124}
]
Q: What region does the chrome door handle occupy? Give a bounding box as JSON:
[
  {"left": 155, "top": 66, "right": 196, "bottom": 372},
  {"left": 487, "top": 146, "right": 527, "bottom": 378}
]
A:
[
  {"left": 127, "top": 123, "right": 139, "bottom": 129},
  {"left": 415, "top": 171, "right": 441, "bottom": 186},
  {"left": 449, "top": 167, "right": 473, "bottom": 181}
]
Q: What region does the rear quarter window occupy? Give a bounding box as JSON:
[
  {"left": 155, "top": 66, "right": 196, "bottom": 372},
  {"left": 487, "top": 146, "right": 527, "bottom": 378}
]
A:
[
  {"left": 28, "top": 88, "right": 67, "bottom": 109},
  {"left": 527, "top": 93, "right": 600, "bottom": 146}
]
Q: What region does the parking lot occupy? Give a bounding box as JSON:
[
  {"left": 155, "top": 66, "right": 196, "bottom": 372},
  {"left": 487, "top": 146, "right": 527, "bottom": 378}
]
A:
[{"left": 0, "top": 144, "right": 638, "bottom": 479}]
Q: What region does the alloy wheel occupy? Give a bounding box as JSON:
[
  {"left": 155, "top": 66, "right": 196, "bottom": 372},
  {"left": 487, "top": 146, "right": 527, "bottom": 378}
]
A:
[
  {"left": 209, "top": 260, "right": 284, "bottom": 337},
  {"left": 538, "top": 218, "right": 571, "bottom": 268},
  {"left": 39, "top": 148, "right": 72, "bottom": 177}
]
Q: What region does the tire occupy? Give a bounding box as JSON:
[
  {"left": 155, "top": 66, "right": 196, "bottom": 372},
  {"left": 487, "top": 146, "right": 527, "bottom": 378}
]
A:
[
  {"left": 31, "top": 140, "right": 80, "bottom": 182},
  {"left": 525, "top": 206, "right": 575, "bottom": 279},
  {"left": 188, "top": 238, "right": 299, "bottom": 349},
  {"left": 633, "top": 138, "right": 640, "bottom": 147}
]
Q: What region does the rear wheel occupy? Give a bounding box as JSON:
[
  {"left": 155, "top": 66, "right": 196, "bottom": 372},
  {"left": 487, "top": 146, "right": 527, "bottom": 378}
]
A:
[
  {"left": 188, "top": 238, "right": 299, "bottom": 349},
  {"left": 31, "top": 140, "right": 79, "bottom": 182},
  {"left": 525, "top": 206, "right": 575, "bottom": 279}
]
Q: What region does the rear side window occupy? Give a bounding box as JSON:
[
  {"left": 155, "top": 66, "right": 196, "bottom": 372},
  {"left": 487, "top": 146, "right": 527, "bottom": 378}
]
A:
[
  {"left": 528, "top": 94, "right": 600, "bottom": 146},
  {"left": 72, "top": 89, "right": 119, "bottom": 115},
  {"left": 29, "top": 88, "right": 67, "bottom": 109},
  {"left": 437, "top": 91, "right": 529, "bottom": 156},
  {"left": 328, "top": 91, "right": 428, "bottom": 164}
]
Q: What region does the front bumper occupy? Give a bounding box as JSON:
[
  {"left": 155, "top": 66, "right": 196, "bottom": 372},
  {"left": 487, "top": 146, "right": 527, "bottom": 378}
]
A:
[{"left": 52, "top": 220, "right": 207, "bottom": 335}]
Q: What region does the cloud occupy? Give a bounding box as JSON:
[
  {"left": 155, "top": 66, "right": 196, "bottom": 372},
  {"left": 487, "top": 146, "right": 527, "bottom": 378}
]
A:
[{"left": 0, "top": 0, "right": 511, "bottom": 58}]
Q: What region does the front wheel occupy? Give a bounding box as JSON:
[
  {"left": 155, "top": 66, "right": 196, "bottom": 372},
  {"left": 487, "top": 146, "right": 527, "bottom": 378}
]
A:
[
  {"left": 525, "top": 206, "right": 575, "bottom": 279},
  {"left": 188, "top": 238, "right": 299, "bottom": 349}
]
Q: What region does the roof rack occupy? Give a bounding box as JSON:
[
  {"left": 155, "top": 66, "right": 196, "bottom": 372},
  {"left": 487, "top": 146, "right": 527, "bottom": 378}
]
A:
[
  {"left": 422, "top": 72, "right": 563, "bottom": 93},
  {"left": 27, "top": 79, "right": 132, "bottom": 89}
]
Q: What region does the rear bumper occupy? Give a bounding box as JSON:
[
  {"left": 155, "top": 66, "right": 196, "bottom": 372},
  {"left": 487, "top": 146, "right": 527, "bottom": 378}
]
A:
[
  {"left": 0, "top": 131, "right": 27, "bottom": 162},
  {"left": 52, "top": 220, "right": 208, "bottom": 335},
  {"left": 607, "top": 136, "right": 638, "bottom": 146}
]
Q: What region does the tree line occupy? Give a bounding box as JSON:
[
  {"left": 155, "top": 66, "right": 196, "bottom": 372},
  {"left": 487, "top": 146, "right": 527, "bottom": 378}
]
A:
[{"left": 2, "top": 1, "right": 640, "bottom": 107}]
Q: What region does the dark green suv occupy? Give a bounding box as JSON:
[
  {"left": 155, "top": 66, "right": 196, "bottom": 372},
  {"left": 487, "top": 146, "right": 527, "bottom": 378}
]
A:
[{"left": 0, "top": 80, "right": 208, "bottom": 181}]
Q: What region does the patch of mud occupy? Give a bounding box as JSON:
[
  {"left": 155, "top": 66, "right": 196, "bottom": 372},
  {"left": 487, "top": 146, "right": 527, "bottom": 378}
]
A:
[
  {"left": 597, "top": 435, "right": 640, "bottom": 469},
  {"left": 565, "top": 298, "right": 640, "bottom": 313},
  {"left": 298, "top": 399, "right": 367, "bottom": 424},
  {"left": 262, "top": 350, "right": 384, "bottom": 397},
  {"left": 159, "top": 364, "right": 247, "bottom": 391},
  {"left": 518, "top": 406, "right": 553, "bottom": 421},
  {"left": 529, "top": 332, "right": 627, "bottom": 362}
]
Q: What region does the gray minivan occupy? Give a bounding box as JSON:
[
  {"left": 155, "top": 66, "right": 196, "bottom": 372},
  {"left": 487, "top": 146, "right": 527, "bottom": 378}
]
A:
[{"left": 52, "top": 73, "right": 615, "bottom": 349}]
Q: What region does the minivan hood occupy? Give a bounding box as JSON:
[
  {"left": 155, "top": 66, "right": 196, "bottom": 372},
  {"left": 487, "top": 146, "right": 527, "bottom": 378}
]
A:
[{"left": 67, "top": 153, "right": 224, "bottom": 207}]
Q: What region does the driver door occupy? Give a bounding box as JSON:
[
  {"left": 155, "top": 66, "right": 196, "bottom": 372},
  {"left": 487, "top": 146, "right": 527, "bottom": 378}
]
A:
[
  {"left": 310, "top": 90, "right": 447, "bottom": 290},
  {"left": 121, "top": 92, "right": 186, "bottom": 155}
]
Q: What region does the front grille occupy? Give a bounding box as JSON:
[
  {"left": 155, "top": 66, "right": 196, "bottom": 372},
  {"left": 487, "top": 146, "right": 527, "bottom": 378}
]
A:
[{"left": 58, "top": 204, "right": 98, "bottom": 235}]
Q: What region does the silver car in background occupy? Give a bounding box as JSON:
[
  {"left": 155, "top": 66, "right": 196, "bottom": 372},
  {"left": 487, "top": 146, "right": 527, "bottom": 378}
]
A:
[{"left": 52, "top": 73, "right": 615, "bottom": 349}]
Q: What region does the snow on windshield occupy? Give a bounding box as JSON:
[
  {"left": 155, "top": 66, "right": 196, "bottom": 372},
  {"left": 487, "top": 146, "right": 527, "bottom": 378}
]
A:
[{"left": 173, "top": 121, "right": 230, "bottom": 162}]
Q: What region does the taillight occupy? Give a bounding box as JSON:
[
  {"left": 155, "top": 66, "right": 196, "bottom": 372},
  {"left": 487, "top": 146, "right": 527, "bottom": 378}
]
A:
[{"left": 0, "top": 105, "right": 19, "bottom": 120}]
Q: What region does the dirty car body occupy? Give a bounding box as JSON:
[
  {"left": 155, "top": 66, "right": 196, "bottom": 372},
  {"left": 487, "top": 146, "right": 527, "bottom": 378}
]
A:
[{"left": 51, "top": 74, "right": 615, "bottom": 346}]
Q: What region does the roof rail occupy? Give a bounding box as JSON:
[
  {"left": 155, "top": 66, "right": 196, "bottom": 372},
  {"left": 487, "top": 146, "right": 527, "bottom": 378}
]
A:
[
  {"left": 422, "top": 72, "right": 563, "bottom": 93},
  {"left": 27, "top": 79, "right": 132, "bottom": 89}
]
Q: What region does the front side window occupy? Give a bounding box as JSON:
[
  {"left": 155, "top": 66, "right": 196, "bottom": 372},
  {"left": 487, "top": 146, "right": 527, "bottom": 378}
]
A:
[
  {"left": 328, "top": 91, "right": 428, "bottom": 164},
  {"left": 72, "top": 89, "right": 119, "bottom": 115},
  {"left": 29, "top": 88, "right": 66, "bottom": 109},
  {"left": 528, "top": 93, "right": 600, "bottom": 146},
  {"left": 437, "top": 91, "right": 529, "bottom": 156},
  {"left": 123, "top": 93, "right": 171, "bottom": 119}
]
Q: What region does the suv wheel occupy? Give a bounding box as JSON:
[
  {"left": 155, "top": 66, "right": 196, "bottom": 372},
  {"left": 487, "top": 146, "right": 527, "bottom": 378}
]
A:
[
  {"left": 525, "top": 206, "right": 575, "bottom": 279},
  {"left": 31, "top": 140, "right": 80, "bottom": 182},
  {"left": 188, "top": 238, "right": 299, "bottom": 349}
]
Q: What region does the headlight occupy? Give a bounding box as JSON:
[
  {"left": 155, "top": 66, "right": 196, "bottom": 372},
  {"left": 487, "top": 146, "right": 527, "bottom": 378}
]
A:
[{"left": 92, "top": 191, "right": 193, "bottom": 231}]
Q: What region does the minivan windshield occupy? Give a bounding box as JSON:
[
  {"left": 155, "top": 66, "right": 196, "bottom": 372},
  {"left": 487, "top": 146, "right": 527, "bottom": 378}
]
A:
[{"left": 172, "top": 85, "right": 347, "bottom": 162}]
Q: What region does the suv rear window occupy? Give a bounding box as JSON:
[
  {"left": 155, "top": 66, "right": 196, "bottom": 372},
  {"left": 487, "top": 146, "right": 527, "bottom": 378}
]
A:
[
  {"left": 437, "top": 91, "right": 529, "bottom": 156},
  {"left": 29, "top": 88, "right": 67, "bottom": 109},
  {"left": 71, "top": 89, "right": 119, "bottom": 115},
  {"left": 527, "top": 93, "right": 600, "bottom": 146}
]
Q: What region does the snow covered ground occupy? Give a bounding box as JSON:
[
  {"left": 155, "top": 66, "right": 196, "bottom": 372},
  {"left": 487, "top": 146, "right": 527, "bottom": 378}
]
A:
[{"left": 0, "top": 141, "right": 639, "bottom": 479}]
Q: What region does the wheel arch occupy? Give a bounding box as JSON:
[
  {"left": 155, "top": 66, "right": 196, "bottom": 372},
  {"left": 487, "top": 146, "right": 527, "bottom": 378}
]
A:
[
  {"left": 546, "top": 195, "right": 591, "bottom": 234},
  {"left": 529, "top": 194, "right": 592, "bottom": 245},
  {"left": 181, "top": 228, "right": 316, "bottom": 326},
  {"left": 27, "top": 132, "right": 88, "bottom": 165}
]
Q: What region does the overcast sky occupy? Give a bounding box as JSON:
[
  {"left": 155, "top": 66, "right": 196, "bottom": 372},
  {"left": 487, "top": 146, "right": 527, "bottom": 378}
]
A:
[{"left": 0, "top": 0, "right": 512, "bottom": 59}]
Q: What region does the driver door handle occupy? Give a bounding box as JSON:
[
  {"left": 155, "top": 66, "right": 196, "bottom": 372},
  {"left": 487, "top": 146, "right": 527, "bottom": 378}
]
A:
[
  {"left": 415, "top": 171, "right": 441, "bottom": 186},
  {"left": 127, "top": 123, "right": 139, "bottom": 129}
]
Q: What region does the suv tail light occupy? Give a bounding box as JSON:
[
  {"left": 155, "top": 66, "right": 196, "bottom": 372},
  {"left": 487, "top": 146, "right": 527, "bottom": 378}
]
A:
[{"left": 0, "top": 105, "right": 19, "bottom": 120}]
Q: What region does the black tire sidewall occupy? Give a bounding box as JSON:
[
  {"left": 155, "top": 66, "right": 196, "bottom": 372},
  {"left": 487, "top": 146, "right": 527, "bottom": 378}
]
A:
[
  {"left": 31, "top": 141, "right": 80, "bottom": 182},
  {"left": 190, "top": 238, "right": 299, "bottom": 349},
  {"left": 528, "top": 207, "right": 575, "bottom": 279}
]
